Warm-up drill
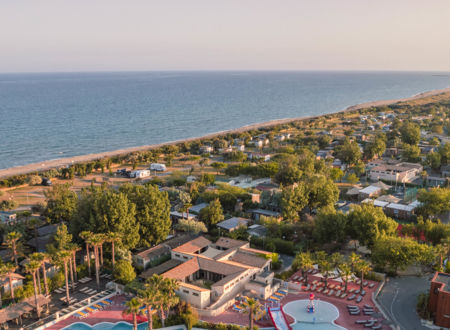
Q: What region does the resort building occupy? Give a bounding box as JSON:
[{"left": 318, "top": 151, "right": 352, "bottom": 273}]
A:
[
  {"left": 428, "top": 272, "right": 450, "bottom": 328},
  {"left": 160, "top": 236, "right": 278, "bottom": 311},
  {"left": 368, "top": 162, "right": 423, "bottom": 183}
]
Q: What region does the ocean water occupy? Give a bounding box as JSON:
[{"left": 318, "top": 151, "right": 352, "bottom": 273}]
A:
[{"left": 0, "top": 71, "right": 449, "bottom": 170}]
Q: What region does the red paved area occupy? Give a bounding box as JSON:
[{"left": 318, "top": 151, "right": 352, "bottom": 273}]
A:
[
  {"left": 47, "top": 295, "right": 149, "bottom": 330},
  {"left": 202, "top": 271, "right": 388, "bottom": 329}
]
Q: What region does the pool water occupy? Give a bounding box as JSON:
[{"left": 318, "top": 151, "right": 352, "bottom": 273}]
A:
[
  {"left": 264, "top": 299, "right": 346, "bottom": 330},
  {"left": 63, "top": 322, "right": 184, "bottom": 330}
]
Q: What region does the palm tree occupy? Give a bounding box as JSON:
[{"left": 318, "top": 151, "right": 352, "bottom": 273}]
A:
[
  {"left": 163, "top": 278, "right": 179, "bottom": 320},
  {"left": 349, "top": 252, "right": 361, "bottom": 273},
  {"left": 319, "top": 259, "right": 333, "bottom": 288},
  {"left": 89, "top": 234, "right": 103, "bottom": 289},
  {"left": 147, "top": 274, "right": 166, "bottom": 327},
  {"left": 243, "top": 298, "right": 261, "bottom": 330},
  {"left": 79, "top": 231, "right": 93, "bottom": 277},
  {"left": 293, "top": 252, "right": 314, "bottom": 284},
  {"left": 107, "top": 232, "right": 121, "bottom": 269},
  {"left": 4, "top": 263, "right": 18, "bottom": 302},
  {"left": 0, "top": 264, "right": 7, "bottom": 308},
  {"left": 25, "top": 260, "right": 42, "bottom": 318},
  {"left": 356, "top": 260, "right": 372, "bottom": 292},
  {"left": 67, "top": 243, "right": 80, "bottom": 283},
  {"left": 338, "top": 263, "right": 353, "bottom": 292},
  {"left": 5, "top": 231, "right": 22, "bottom": 266},
  {"left": 98, "top": 234, "right": 107, "bottom": 267},
  {"left": 54, "top": 251, "right": 72, "bottom": 305},
  {"left": 123, "top": 298, "right": 142, "bottom": 330},
  {"left": 138, "top": 287, "right": 159, "bottom": 330}
]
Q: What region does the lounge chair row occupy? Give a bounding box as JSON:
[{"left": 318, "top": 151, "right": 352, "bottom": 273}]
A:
[{"left": 74, "top": 299, "right": 113, "bottom": 319}]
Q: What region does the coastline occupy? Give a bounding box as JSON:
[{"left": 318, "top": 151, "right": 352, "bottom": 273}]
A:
[{"left": 1, "top": 86, "right": 449, "bottom": 179}]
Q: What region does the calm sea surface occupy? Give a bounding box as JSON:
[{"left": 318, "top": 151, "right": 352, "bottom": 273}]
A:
[{"left": 0, "top": 71, "right": 449, "bottom": 170}]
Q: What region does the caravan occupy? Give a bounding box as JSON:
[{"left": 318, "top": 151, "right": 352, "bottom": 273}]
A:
[{"left": 150, "top": 163, "right": 167, "bottom": 172}]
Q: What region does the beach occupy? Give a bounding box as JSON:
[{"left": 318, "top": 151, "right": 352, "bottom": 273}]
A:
[{"left": 1, "top": 86, "right": 449, "bottom": 179}]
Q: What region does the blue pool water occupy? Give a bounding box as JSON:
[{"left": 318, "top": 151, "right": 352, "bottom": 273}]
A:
[
  {"left": 63, "top": 322, "right": 184, "bottom": 330},
  {"left": 264, "top": 299, "right": 346, "bottom": 330}
]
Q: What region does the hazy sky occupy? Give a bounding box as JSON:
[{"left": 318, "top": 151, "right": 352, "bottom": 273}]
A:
[{"left": 1, "top": 0, "right": 449, "bottom": 72}]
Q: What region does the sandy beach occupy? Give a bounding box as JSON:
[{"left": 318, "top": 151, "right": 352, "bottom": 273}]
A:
[{"left": 1, "top": 86, "right": 449, "bottom": 179}]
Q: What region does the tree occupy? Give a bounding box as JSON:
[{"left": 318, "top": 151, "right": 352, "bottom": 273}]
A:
[
  {"left": 281, "top": 183, "right": 308, "bottom": 222},
  {"left": 28, "top": 175, "right": 42, "bottom": 186},
  {"left": 4, "top": 263, "right": 17, "bottom": 303},
  {"left": 161, "top": 278, "right": 179, "bottom": 327},
  {"left": 355, "top": 260, "right": 371, "bottom": 292},
  {"left": 335, "top": 138, "right": 361, "bottom": 166},
  {"left": 346, "top": 173, "right": 359, "bottom": 184},
  {"left": 417, "top": 187, "right": 450, "bottom": 219},
  {"left": 243, "top": 298, "right": 262, "bottom": 330},
  {"left": 200, "top": 173, "right": 215, "bottom": 186},
  {"left": 275, "top": 162, "right": 302, "bottom": 185},
  {"left": 317, "top": 255, "right": 333, "bottom": 288},
  {"left": 199, "top": 199, "right": 224, "bottom": 228},
  {"left": 211, "top": 162, "right": 228, "bottom": 174},
  {"left": 124, "top": 298, "right": 142, "bottom": 330},
  {"left": 54, "top": 250, "right": 72, "bottom": 305},
  {"left": 176, "top": 219, "right": 208, "bottom": 234},
  {"left": 138, "top": 286, "right": 159, "bottom": 330},
  {"left": 43, "top": 183, "right": 78, "bottom": 223},
  {"left": 372, "top": 236, "right": 435, "bottom": 274},
  {"left": 426, "top": 152, "right": 441, "bottom": 170},
  {"left": 119, "top": 184, "right": 170, "bottom": 248},
  {"left": 107, "top": 232, "right": 121, "bottom": 269},
  {"left": 438, "top": 143, "right": 450, "bottom": 165},
  {"left": 313, "top": 209, "right": 348, "bottom": 244},
  {"left": 24, "top": 260, "right": 42, "bottom": 318},
  {"left": 113, "top": 259, "right": 136, "bottom": 285},
  {"left": 147, "top": 274, "right": 167, "bottom": 327},
  {"left": 347, "top": 203, "right": 397, "bottom": 248},
  {"left": 89, "top": 234, "right": 103, "bottom": 289},
  {"left": 305, "top": 175, "right": 339, "bottom": 213},
  {"left": 4, "top": 231, "right": 22, "bottom": 266},
  {"left": 329, "top": 168, "right": 344, "bottom": 182},
  {"left": 339, "top": 262, "right": 353, "bottom": 293},
  {"left": 399, "top": 121, "right": 420, "bottom": 145},
  {"left": 293, "top": 252, "right": 314, "bottom": 284},
  {"left": 364, "top": 133, "right": 386, "bottom": 160},
  {"left": 402, "top": 143, "right": 421, "bottom": 162},
  {"left": 79, "top": 231, "right": 93, "bottom": 277},
  {"left": 52, "top": 223, "right": 72, "bottom": 251},
  {"left": 179, "top": 302, "right": 198, "bottom": 330},
  {"left": 30, "top": 253, "right": 50, "bottom": 297}
]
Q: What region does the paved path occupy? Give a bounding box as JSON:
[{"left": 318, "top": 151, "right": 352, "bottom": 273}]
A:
[{"left": 377, "top": 276, "right": 432, "bottom": 330}]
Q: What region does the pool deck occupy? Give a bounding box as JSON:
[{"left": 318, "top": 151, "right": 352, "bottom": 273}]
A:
[{"left": 50, "top": 272, "right": 387, "bottom": 330}]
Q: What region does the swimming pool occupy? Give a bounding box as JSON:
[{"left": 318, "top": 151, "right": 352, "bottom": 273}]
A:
[
  {"left": 264, "top": 299, "right": 347, "bottom": 330},
  {"left": 63, "top": 322, "right": 184, "bottom": 330}
]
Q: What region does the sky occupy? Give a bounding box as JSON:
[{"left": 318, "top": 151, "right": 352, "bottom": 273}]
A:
[{"left": 1, "top": 0, "right": 449, "bottom": 73}]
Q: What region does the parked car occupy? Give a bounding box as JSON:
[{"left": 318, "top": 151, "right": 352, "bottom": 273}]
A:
[{"left": 41, "top": 178, "right": 52, "bottom": 186}]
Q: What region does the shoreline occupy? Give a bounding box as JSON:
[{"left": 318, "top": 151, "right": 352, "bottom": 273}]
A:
[{"left": 1, "top": 86, "right": 449, "bottom": 179}]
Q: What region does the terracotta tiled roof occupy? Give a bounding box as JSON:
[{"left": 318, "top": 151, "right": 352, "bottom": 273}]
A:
[
  {"left": 230, "top": 251, "right": 269, "bottom": 268},
  {"left": 162, "top": 257, "right": 200, "bottom": 280},
  {"left": 197, "top": 256, "right": 246, "bottom": 275},
  {"left": 172, "top": 236, "right": 212, "bottom": 254},
  {"left": 135, "top": 245, "right": 170, "bottom": 259},
  {"left": 214, "top": 237, "right": 247, "bottom": 250},
  {"left": 139, "top": 259, "right": 183, "bottom": 279}
]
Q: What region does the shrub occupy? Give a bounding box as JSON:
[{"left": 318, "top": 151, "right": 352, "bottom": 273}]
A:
[{"left": 113, "top": 259, "right": 136, "bottom": 285}]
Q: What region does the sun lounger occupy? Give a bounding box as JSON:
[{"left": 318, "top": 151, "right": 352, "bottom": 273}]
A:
[
  {"left": 329, "top": 284, "right": 335, "bottom": 289},
  {"left": 349, "top": 288, "right": 355, "bottom": 293},
  {"left": 364, "top": 311, "right": 374, "bottom": 315},
  {"left": 317, "top": 287, "right": 324, "bottom": 293},
  {"left": 305, "top": 284, "right": 310, "bottom": 291},
  {"left": 363, "top": 281, "right": 368, "bottom": 287},
  {"left": 335, "top": 290, "right": 341, "bottom": 297},
  {"left": 80, "top": 287, "right": 89, "bottom": 292},
  {"left": 328, "top": 290, "right": 334, "bottom": 296},
  {"left": 364, "top": 321, "right": 376, "bottom": 327},
  {"left": 355, "top": 289, "right": 360, "bottom": 294},
  {"left": 350, "top": 311, "right": 360, "bottom": 315},
  {"left": 371, "top": 325, "right": 381, "bottom": 329},
  {"left": 364, "top": 304, "right": 372, "bottom": 309},
  {"left": 368, "top": 283, "right": 375, "bottom": 288},
  {"left": 292, "top": 275, "right": 299, "bottom": 281},
  {"left": 348, "top": 294, "right": 356, "bottom": 300},
  {"left": 340, "top": 293, "right": 347, "bottom": 298},
  {"left": 323, "top": 289, "right": 329, "bottom": 294},
  {"left": 356, "top": 279, "right": 361, "bottom": 284},
  {"left": 356, "top": 296, "right": 363, "bottom": 303},
  {"left": 361, "top": 290, "right": 366, "bottom": 296},
  {"left": 355, "top": 320, "right": 367, "bottom": 324}
]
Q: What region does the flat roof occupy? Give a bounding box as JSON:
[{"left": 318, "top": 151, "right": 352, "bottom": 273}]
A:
[{"left": 217, "top": 217, "right": 249, "bottom": 230}]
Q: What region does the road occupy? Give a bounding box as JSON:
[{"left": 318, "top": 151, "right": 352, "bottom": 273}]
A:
[{"left": 377, "top": 275, "right": 432, "bottom": 330}]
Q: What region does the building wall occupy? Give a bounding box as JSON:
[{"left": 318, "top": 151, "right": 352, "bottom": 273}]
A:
[
  {"left": 435, "top": 290, "right": 450, "bottom": 328},
  {"left": 177, "top": 284, "right": 211, "bottom": 309}
]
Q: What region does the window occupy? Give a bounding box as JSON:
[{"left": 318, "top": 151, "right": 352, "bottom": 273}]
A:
[
  {"left": 183, "top": 290, "right": 189, "bottom": 294},
  {"left": 192, "top": 293, "right": 199, "bottom": 296},
  {"left": 175, "top": 254, "right": 180, "bottom": 258},
  {"left": 183, "top": 256, "right": 188, "bottom": 259}
]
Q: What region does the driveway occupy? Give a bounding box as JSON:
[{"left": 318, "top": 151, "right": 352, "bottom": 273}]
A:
[{"left": 377, "top": 275, "right": 432, "bottom": 330}]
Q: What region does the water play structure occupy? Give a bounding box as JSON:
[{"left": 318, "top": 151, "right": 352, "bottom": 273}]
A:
[
  {"left": 267, "top": 305, "right": 292, "bottom": 330},
  {"left": 307, "top": 293, "right": 316, "bottom": 313}
]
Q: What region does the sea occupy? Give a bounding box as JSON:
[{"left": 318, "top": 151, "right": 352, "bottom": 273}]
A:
[{"left": 0, "top": 71, "right": 450, "bottom": 170}]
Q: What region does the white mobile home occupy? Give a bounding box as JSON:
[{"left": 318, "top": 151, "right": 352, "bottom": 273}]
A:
[{"left": 150, "top": 163, "right": 167, "bottom": 172}]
